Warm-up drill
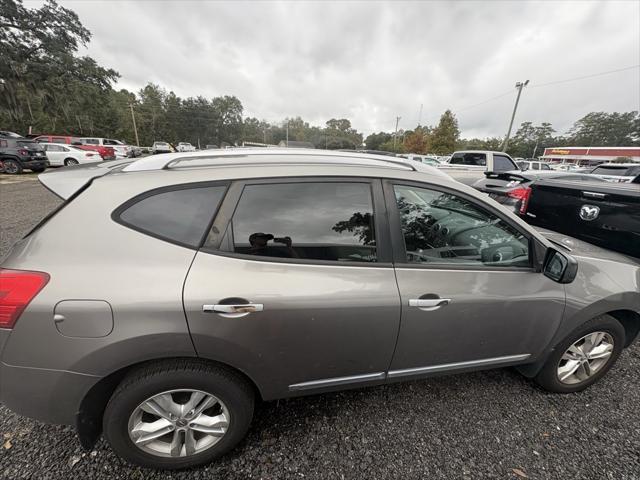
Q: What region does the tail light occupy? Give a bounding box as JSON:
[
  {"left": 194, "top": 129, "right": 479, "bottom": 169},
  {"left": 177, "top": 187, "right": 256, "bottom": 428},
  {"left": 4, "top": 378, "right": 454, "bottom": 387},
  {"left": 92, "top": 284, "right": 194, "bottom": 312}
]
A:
[
  {"left": 0, "top": 269, "right": 49, "bottom": 329},
  {"left": 507, "top": 186, "right": 532, "bottom": 214}
]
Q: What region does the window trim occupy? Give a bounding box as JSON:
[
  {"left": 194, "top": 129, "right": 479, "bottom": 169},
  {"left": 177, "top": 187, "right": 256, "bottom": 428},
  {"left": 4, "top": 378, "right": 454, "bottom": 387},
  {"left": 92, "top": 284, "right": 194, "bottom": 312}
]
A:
[
  {"left": 382, "top": 179, "right": 536, "bottom": 271},
  {"left": 111, "top": 181, "right": 230, "bottom": 250},
  {"left": 200, "top": 176, "right": 394, "bottom": 267}
]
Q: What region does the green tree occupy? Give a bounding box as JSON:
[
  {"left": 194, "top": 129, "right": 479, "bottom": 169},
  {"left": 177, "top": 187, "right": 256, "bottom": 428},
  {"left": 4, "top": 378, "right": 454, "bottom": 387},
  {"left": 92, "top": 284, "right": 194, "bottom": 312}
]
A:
[
  {"left": 567, "top": 111, "right": 639, "bottom": 146},
  {"left": 0, "top": 0, "right": 118, "bottom": 133},
  {"left": 430, "top": 110, "right": 460, "bottom": 155},
  {"left": 364, "top": 131, "right": 392, "bottom": 150}
]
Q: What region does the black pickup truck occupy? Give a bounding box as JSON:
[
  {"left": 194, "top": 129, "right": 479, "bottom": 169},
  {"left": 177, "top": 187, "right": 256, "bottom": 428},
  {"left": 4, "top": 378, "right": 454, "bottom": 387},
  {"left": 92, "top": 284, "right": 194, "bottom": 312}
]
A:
[{"left": 525, "top": 175, "right": 640, "bottom": 259}]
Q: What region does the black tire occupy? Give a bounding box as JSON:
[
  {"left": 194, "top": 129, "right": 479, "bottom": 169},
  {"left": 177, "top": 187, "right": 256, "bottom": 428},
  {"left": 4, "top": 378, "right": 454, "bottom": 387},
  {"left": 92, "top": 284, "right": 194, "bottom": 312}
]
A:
[
  {"left": 64, "top": 158, "right": 79, "bottom": 166},
  {"left": 103, "top": 359, "right": 254, "bottom": 470},
  {"left": 2, "top": 159, "right": 22, "bottom": 174},
  {"left": 534, "top": 315, "right": 625, "bottom": 393}
]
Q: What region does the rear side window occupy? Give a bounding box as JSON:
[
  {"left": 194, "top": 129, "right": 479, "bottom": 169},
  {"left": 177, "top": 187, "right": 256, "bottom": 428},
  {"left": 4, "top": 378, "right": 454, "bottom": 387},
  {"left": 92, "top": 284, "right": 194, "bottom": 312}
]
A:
[
  {"left": 116, "top": 185, "right": 227, "bottom": 248},
  {"left": 591, "top": 166, "right": 628, "bottom": 175},
  {"left": 493, "top": 155, "right": 516, "bottom": 171},
  {"left": 221, "top": 182, "right": 377, "bottom": 262}
]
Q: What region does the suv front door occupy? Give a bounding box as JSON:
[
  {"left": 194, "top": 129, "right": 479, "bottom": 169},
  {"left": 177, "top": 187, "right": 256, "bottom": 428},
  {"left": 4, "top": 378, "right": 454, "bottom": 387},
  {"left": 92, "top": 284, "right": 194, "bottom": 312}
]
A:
[
  {"left": 384, "top": 180, "right": 565, "bottom": 380},
  {"left": 183, "top": 178, "right": 401, "bottom": 400}
]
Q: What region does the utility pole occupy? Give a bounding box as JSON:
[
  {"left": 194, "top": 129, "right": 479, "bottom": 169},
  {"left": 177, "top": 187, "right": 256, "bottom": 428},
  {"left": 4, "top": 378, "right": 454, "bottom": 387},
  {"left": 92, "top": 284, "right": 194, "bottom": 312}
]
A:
[
  {"left": 501, "top": 80, "right": 529, "bottom": 152},
  {"left": 393, "top": 116, "right": 401, "bottom": 150},
  {"left": 286, "top": 121, "right": 289, "bottom": 147},
  {"left": 129, "top": 103, "right": 140, "bottom": 146}
]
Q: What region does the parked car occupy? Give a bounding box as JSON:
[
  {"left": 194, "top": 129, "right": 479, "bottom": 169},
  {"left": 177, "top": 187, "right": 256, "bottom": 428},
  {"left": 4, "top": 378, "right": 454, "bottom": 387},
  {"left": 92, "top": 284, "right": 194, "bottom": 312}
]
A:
[
  {"left": 176, "top": 142, "right": 196, "bottom": 152},
  {"left": 588, "top": 163, "right": 640, "bottom": 183},
  {"left": 472, "top": 170, "right": 605, "bottom": 216},
  {"left": 516, "top": 160, "right": 553, "bottom": 171},
  {"left": 1, "top": 149, "right": 639, "bottom": 470},
  {"left": 152, "top": 141, "right": 173, "bottom": 154},
  {"left": 550, "top": 163, "right": 580, "bottom": 172},
  {"left": 39, "top": 143, "right": 102, "bottom": 167},
  {"left": 0, "top": 136, "right": 48, "bottom": 174},
  {"left": 34, "top": 135, "right": 117, "bottom": 161},
  {"left": 78, "top": 137, "right": 133, "bottom": 158},
  {"left": 398, "top": 153, "right": 441, "bottom": 166},
  {"left": 525, "top": 174, "right": 640, "bottom": 258},
  {"left": 205, "top": 144, "right": 219, "bottom": 149},
  {"left": 437, "top": 150, "right": 519, "bottom": 184}
]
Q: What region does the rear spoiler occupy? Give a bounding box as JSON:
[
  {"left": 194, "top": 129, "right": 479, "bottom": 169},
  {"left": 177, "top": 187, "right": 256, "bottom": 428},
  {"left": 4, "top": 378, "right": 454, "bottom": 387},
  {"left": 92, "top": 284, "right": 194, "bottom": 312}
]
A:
[
  {"left": 483, "top": 171, "right": 527, "bottom": 182},
  {"left": 38, "top": 159, "right": 133, "bottom": 199}
]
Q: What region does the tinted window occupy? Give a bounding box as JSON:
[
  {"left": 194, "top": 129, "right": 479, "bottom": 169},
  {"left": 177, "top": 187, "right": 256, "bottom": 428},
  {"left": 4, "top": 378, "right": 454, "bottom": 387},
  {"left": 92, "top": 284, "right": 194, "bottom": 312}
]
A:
[
  {"left": 118, "top": 185, "right": 227, "bottom": 247},
  {"left": 493, "top": 155, "right": 516, "bottom": 171},
  {"left": 46, "top": 145, "right": 64, "bottom": 152},
  {"left": 224, "top": 182, "right": 376, "bottom": 262},
  {"left": 52, "top": 137, "right": 66, "bottom": 143},
  {"left": 83, "top": 138, "right": 99, "bottom": 145},
  {"left": 591, "top": 166, "right": 631, "bottom": 175},
  {"left": 450, "top": 153, "right": 486, "bottom": 166},
  {"left": 541, "top": 163, "right": 551, "bottom": 170},
  {"left": 531, "top": 163, "right": 540, "bottom": 170},
  {"left": 393, "top": 185, "right": 529, "bottom": 267}
]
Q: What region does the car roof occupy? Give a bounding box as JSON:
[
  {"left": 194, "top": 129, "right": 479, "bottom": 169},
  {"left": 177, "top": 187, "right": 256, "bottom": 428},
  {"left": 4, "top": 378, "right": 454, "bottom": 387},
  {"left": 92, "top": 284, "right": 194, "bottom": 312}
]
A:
[{"left": 121, "top": 148, "right": 450, "bottom": 177}]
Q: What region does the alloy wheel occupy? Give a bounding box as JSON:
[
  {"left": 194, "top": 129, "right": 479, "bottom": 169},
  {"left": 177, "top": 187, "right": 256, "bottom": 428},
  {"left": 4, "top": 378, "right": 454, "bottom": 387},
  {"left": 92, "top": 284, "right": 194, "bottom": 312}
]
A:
[
  {"left": 557, "top": 331, "right": 614, "bottom": 385},
  {"left": 127, "top": 389, "right": 230, "bottom": 458},
  {"left": 3, "top": 160, "right": 18, "bottom": 174}
]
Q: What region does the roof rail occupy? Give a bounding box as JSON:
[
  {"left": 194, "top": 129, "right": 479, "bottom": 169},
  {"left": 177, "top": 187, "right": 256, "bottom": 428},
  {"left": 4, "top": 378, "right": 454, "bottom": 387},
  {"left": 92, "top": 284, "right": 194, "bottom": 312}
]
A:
[{"left": 121, "top": 148, "right": 423, "bottom": 173}]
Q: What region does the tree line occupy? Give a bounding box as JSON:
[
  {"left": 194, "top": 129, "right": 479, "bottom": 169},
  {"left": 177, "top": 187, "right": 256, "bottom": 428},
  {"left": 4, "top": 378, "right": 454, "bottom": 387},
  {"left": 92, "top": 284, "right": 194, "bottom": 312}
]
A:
[{"left": 1, "top": 0, "right": 638, "bottom": 156}]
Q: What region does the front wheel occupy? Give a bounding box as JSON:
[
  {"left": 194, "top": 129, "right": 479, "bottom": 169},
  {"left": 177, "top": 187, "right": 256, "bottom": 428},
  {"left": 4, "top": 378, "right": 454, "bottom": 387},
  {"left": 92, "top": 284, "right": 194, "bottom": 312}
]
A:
[
  {"left": 535, "top": 315, "right": 625, "bottom": 393},
  {"left": 103, "top": 359, "right": 254, "bottom": 470},
  {"left": 64, "top": 158, "right": 79, "bottom": 166}
]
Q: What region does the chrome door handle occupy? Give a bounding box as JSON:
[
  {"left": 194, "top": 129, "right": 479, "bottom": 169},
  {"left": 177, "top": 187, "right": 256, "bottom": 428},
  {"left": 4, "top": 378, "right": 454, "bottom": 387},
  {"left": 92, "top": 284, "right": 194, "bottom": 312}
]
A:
[
  {"left": 202, "top": 303, "right": 264, "bottom": 318},
  {"left": 408, "top": 298, "right": 451, "bottom": 311}
]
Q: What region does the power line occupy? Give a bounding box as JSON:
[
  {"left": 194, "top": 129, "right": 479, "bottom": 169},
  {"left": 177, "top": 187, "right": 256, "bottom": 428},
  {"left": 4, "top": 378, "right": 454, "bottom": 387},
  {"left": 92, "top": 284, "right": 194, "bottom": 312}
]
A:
[{"left": 530, "top": 64, "right": 640, "bottom": 89}]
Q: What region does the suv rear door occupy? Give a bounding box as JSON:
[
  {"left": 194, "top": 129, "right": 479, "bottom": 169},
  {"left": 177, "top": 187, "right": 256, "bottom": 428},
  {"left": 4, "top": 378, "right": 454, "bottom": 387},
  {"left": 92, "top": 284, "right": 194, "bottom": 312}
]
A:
[
  {"left": 383, "top": 179, "right": 565, "bottom": 379},
  {"left": 183, "top": 178, "right": 401, "bottom": 400}
]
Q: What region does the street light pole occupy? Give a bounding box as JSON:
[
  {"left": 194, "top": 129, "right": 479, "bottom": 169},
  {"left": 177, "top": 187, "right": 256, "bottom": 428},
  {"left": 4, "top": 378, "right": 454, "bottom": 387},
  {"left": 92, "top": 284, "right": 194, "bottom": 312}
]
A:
[
  {"left": 501, "top": 80, "right": 529, "bottom": 152},
  {"left": 128, "top": 103, "right": 140, "bottom": 147},
  {"left": 393, "top": 116, "right": 401, "bottom": 150}
]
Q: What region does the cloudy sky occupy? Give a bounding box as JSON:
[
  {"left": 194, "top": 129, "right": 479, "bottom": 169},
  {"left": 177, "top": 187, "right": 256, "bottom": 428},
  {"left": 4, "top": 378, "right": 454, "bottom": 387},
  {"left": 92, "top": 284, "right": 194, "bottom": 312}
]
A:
[{"left": 55, "top": 0, "right": 639, "bottom": 138}]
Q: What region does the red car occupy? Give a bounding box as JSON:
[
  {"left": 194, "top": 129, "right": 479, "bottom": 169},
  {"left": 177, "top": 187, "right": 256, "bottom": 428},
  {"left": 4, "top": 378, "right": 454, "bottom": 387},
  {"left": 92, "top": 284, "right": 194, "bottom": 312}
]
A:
[{"left": 33, "top": 135, "right": 116, "bottom": 161}]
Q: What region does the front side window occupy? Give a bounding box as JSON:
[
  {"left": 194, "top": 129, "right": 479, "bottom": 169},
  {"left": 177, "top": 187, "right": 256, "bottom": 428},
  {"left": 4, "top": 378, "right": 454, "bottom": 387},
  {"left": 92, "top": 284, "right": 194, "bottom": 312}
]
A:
[
  {"left": 52, "top": 137, "right": 66, "bottom": 143},
  {"left": 450, "top": 152, "right": 486, "bottom": 166},
  {"left": 393, "top": 185, "right": 529, "bottom": 267},
  {"left": 117, "top": 185, "right": 227, "bottom": 247},
  {"left": 223, "top": 182, "right": 377, "bottom": 262}
]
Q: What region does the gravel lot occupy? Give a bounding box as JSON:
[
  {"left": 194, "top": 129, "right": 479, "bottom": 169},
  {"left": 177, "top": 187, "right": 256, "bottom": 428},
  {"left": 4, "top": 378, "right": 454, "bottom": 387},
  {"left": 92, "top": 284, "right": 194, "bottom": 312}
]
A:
[{"left": 1, "top": 175, "right": 639, "bottom": 479}]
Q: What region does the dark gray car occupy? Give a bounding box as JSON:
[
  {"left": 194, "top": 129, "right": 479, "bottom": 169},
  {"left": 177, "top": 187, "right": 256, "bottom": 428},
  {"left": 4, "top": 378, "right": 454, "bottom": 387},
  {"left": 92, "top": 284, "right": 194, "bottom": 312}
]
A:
[{"left": 1, "top": 149, "right": 638, "bottom": 470}]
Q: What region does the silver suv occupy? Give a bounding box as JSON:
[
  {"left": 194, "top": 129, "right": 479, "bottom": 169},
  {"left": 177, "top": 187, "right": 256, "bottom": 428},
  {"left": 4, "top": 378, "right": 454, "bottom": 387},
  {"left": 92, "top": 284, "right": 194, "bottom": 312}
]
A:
[{"left": 1, "top": 149, "right": 638, "bottom": 470}]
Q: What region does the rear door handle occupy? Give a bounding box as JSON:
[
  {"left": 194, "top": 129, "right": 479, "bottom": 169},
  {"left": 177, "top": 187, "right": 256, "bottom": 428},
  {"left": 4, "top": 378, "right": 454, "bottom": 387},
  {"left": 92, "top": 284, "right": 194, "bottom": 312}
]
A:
[
  {"left": 408, "top": 298, "right": 451, "bottom": 311},
  {"left": 202, "top": 303, "right": 264, "bottom": 318}
]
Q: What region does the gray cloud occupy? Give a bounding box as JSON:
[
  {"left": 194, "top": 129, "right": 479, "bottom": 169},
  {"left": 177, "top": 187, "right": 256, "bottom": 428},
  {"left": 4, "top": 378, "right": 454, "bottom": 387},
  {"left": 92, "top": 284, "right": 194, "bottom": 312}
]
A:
[{"left": 60, "top": 0, "right": 640, "bottom": 137}]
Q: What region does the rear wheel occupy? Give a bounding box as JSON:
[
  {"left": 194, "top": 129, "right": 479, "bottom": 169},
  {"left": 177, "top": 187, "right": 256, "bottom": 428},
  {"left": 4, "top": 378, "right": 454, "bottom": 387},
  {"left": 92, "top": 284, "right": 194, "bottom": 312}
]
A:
[
  {"left": 535, "top": 315, "right": 625, "bottom": 393},
  {"left": 103, "top": 359, "right": 254, "bottom": 469},
  {"left": 2, "top": 159, "right": 22, "bottom": 174},
  {"left": 64, "top": 158, "right": 79, "bottom": 166}
]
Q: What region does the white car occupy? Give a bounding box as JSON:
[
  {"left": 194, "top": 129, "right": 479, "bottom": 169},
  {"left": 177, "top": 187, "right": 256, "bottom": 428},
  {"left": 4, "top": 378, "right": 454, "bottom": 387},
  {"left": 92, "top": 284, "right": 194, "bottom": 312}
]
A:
[
  {"left": 40, "top": 143, "right": 102, "bottom": 167},
  {"left": 77, "top": 137, "right": 132, "bottom": 158},
  {"left": 176, "top": 142, "right": 196, "bottom": 152},
  {"left": 152, "top": 141, "right": 173, "bottom": 154},
  {"left": 516, "top": 160, "right": 553, "bottom": 171}
]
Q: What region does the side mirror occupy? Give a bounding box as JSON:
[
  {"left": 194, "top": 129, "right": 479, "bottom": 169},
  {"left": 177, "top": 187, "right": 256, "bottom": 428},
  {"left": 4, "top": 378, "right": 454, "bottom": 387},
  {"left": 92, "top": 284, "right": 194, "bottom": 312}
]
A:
[{"left": 543, "top": 248, "right": 578, "bottom": 283}]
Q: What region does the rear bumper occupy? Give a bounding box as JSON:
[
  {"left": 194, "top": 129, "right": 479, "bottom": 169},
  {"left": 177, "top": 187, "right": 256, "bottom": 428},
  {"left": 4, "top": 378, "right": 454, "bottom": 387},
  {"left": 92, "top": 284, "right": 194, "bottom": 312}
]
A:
[
  {"left": 20, "top": 158, "right": 49, "bottom": 169},
  {"left": 0, "top": 357, "right": 98, "bottom": 426}
]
